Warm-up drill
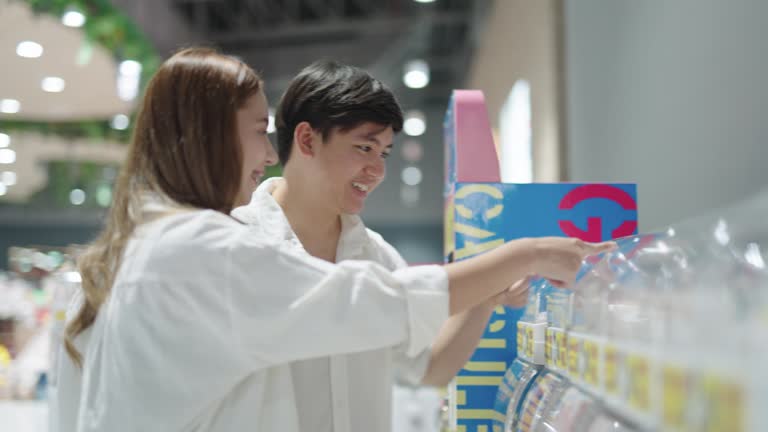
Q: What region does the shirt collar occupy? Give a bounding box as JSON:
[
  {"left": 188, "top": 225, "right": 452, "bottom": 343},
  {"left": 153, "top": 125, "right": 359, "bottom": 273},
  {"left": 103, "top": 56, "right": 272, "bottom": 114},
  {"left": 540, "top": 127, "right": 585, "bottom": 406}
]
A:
[{"left": 231, "top": 177, "right": 371, "bottom": 259}]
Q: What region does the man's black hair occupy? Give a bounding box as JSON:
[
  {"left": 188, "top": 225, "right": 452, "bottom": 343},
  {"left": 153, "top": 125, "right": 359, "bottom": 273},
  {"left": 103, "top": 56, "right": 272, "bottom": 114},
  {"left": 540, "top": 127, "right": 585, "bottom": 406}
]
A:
[{"left": 275, "top": 59, "right": 404, "bottom": 165}]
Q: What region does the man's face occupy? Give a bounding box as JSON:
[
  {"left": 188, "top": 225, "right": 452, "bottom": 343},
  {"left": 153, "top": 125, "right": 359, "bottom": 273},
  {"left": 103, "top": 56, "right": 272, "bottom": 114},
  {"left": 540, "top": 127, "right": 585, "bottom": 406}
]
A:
[{"left": 312, "top": 122, "right": 393, "bottom": 215}]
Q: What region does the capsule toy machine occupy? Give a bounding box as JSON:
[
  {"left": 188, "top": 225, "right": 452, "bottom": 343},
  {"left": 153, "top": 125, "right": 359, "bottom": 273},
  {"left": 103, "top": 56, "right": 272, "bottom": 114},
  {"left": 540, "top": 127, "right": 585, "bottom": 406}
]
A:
[{"left": 443, "top": 90, "right": 639, "bottom": 432}]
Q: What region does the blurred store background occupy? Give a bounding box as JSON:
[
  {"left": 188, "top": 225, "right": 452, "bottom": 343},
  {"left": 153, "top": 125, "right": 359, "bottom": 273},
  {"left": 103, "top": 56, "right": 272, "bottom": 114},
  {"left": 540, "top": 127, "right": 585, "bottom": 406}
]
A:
[{"left": 2, "top": 0, "right": 768, "bottom": 431}]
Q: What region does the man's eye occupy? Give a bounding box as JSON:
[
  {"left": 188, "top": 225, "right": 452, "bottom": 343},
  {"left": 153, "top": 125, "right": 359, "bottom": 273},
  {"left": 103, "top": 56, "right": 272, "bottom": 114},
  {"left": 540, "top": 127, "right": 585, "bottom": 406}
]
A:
[{"left": 357, "top": 145, "right": 372, "bottom": 152}]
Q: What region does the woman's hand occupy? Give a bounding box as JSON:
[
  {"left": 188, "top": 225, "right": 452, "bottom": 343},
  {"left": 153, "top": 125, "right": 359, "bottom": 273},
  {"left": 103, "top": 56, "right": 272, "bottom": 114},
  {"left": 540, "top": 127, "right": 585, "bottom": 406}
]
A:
[{"left": 531, "top": 237, "right": 616, "bottom": 288}]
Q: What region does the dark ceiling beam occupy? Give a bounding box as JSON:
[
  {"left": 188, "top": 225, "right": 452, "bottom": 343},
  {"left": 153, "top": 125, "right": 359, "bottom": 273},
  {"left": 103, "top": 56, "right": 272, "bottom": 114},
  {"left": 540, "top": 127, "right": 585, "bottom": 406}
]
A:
[{"left": 208, "top": 11, "right": 465, "bottom": 46}]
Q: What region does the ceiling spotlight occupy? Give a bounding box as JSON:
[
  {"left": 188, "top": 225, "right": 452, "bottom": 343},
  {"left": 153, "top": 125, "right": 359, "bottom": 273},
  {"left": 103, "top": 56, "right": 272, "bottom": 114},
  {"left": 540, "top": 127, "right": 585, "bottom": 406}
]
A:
[
  {"left": 0, "top": 99, "right": 21, "bottom": 114},
  {"left": 42, "top": 76, "right": 66, "bottom": 93},
  {"left": 110, "top": 114, "right": 130, "bottom": 131},
  {"left": 400, "top": 184, "right": 420, "bottom": 206},
  {"left": 401, "top": 140, "right": 424, "bottom": 162},
  {"left": 0, "top": 149, "right": 16, "bottom": 164},
  {"left": 403, "top": 60, "right": 430, "bottom": 89},
  {"left": 117, "top": 60, "right": 142, "bottom": 101},
  {"left": 16, "top": 41, "right": 43, "bottom": 58},
  {"left": 413, "top": 0, "right": 437, "bottom": 3},
  {"left": 0, "top": 133, "right": 9, "bottom": 148},
  {"left": 62, "top": 10, "right": 86, "bottom": 28},
  {"left": 401, "top": 166, "right": 423, "bottom": 186},
  {"left": 1, "top": 171, "right": 17, "bottom": 186},
  {"left": 403, "top": 110, "right": 426, "bottom": 136},
  {"left": 70, "top": 188, "right": 86, "bottom": 206},
  {"left": 119, "top": 60, "right": 142, "bottom": 77}
]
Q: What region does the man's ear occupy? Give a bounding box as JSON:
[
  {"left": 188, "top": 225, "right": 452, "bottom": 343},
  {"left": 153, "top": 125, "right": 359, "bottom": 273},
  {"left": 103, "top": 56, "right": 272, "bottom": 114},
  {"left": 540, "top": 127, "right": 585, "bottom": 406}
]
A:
[{"left": 294, "top": 121, "right": 318, "bottom": 157}]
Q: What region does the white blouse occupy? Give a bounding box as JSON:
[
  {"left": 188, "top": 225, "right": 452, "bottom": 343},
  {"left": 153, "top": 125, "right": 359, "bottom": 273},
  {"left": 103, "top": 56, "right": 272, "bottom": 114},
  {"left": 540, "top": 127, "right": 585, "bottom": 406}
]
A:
[{"left": 52, "top": 197, "right": 448, "bottom": 432}]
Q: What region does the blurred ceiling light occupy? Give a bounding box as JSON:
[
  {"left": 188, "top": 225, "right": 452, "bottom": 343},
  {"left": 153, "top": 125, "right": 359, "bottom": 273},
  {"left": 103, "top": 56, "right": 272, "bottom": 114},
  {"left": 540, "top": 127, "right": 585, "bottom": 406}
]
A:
[
  {"left": 1, "top": 171, "right": 17, "bottom": 186},
  {"left": 0, "top": 133, "right": 9, "bottom": 148},
  {"left": 400, "top": 184, "right": 420, "bottom": 206},
  {"left": 413, "top": 0, "right": 437, "bottom": 3},
  {"left": 403, "top": 110, "right": 426, "bottom": 136},
  {"left": 0, "top": 183, "right": 6, "bottom": 197},
  {"left": 0, "top": 149, "right": 16, "bottom": 164},
  {"left": 110, "top": 114, "right": 130, "bottom": 130},
  {"left": 70, "top": 188, "right": 86, "bottom": 205},
  {"left": 401, "top": 166, "right": 423, "bottom": 186},
  {"left": 0, "top": 99, "right": 21, "bottom": 114},
  {"left": 119, "top": 60, "right": 142, "bottom": 77},
  {"left": 403, "top": 60, "right": 430, "bottom": 89},
  {"left": 42, "top": 76, "right": 66, "bottom": 93},
  {"left": 268, "top": 108, "right": 276, "bottom": 133},
  {"left": 96, "top": 184, "right": 112, "bottom": 207},
  {"left": 745, "top": 243, "right": 765, "bottom": 269},
  {"left": 16, "top": 41, "right": 43, "bottom": 58},
  {"left": 117, "top": 60, "right": 142, "bottom": 101},
  {"left": 62, "top": 10, "right": 86, "bottom": 28},
  {"left": 401, "top": 140, "right": 423, "bottom": 162}
]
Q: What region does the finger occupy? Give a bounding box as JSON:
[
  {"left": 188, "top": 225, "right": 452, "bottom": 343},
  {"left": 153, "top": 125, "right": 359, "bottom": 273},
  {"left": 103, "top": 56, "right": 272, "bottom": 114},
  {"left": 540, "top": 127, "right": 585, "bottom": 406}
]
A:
[
  {"left": 510, "top": 276, "right": 533, "bottom": 291},
  {"left": 582, "top": 241, "right": 617, "bottom": 256},
  {"left": 548, "top": 279, "right": 566, "bottom": 288}
]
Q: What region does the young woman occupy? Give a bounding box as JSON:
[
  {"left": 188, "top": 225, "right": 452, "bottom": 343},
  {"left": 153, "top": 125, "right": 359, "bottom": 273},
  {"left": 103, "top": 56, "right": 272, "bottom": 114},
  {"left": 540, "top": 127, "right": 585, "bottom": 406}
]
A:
[{"left": 54, "top": 48, "right": 613, "bottom": 432}]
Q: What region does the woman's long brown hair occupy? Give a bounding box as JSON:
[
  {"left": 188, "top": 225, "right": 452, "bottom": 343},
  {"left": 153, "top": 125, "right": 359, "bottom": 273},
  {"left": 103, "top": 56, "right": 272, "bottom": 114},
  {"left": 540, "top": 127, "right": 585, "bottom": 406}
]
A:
[{"left": 65, "top": 47, "right": 262, "bottom": 366}]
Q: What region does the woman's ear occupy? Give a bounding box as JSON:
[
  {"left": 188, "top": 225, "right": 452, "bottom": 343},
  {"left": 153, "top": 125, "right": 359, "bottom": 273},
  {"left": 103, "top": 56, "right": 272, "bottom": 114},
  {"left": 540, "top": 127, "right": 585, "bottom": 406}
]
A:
[{"left": 294, "top": 121, "right": 318, "bottom": 157}]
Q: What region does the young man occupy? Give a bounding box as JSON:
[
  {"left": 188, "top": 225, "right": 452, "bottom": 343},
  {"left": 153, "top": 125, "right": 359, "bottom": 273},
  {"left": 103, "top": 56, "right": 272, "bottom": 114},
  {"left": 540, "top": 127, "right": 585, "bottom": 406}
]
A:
[{"left": 231, "top": 60, "right": 530, "bottom": 432}]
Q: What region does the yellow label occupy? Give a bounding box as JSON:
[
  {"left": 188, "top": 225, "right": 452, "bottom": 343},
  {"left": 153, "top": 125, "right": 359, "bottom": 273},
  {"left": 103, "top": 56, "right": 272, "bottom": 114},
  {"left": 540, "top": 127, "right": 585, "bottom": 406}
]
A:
[
  {"left": 0, "top": 345, "right": 10, "bottom": 367},
  {"left": 662, "top": 364, "right": 688, "bottom": 429},
  {"left": 627, "top": 354, "right": 650, "bottom": 412},
  {"left": 702, "top": 373, "right": 744, "bottom": 432},
  {"left": 525, "top": 326, "right": 534, "bottom": 358},
  {"left": 556, "top": 331, "right": 567, "bottom": 370},
  {"left": 517, "top": 322, "right": 524, "bottom": 354},
  {"left": 583, "top": 339, "right": 600, "bottom": 386},
  {"left": 567, "top": 336, "right": 581, "bottom": 377},
  {"left": 603, "top": 344, "right": 619, "bottom": 396},
  {"left": 545, "top": 329, "right": 554, "bottom": 367}
]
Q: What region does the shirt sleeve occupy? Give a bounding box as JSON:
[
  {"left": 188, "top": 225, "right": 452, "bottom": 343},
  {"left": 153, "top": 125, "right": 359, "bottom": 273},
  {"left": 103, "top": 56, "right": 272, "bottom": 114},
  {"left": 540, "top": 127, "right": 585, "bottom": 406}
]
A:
[
  {"left": 223, "top": 223, "right": 449, "bottom": 370},
  {"left": 366, "top": 231, "right": 439, "bottom": 386}
]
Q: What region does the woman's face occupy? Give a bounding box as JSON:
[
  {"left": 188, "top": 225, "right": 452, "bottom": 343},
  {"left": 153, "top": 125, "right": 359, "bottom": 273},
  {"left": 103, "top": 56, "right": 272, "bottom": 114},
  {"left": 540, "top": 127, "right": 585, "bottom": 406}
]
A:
[{"left": 235, "top": 89, "right": 278, "bottom": 207}]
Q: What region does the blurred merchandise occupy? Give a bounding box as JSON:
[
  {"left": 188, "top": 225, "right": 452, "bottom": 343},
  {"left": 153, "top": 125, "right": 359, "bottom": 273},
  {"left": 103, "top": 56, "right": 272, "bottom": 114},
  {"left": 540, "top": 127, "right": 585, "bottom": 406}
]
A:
[{"left": 491, "top": 190, "right": 768, "bottom": 431}]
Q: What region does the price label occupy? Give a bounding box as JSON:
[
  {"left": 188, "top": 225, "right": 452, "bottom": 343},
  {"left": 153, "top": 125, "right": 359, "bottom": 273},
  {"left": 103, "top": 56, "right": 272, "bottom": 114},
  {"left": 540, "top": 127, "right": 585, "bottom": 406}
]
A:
[
  {"left": 545, "top": 329, "right": 554, "bottom": 367},
  {"left": 556, "top": 331, "right": 567, "bottom": 370},
  {"left": 567, "top": 335, "right": 581, "bottom": 378},
  {"left": 627, "top": 354, "right": 650, "bottom": 412},
  {"left": 701, "top": 373, "right": 745, "bottom": 432},
  {"left": 603, "top": 344, "right": 619, "bottom": 396},
  {"left": 525, "top": 326, "right": 534, "bottom": 359},
  {"left": 583, "top": 339, "right": 600, "bottom": 386},
  {"left": 662, "top": 364, "right": 689, "bottom": 430}
]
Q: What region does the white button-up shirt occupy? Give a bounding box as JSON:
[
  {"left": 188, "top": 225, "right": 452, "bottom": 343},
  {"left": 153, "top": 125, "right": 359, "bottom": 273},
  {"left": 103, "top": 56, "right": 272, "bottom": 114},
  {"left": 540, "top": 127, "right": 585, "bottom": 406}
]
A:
[
  {"left": 230, "top": 178, "right": 436, "bottom": 432},
  {"left": 52, "top": 192, "right": 449, "bottom": 432}
]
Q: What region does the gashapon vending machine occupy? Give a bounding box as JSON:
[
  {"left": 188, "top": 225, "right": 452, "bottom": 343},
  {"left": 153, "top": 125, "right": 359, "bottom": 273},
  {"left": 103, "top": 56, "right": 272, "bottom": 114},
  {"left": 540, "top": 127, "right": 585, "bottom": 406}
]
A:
[{"left": 443, "top": 90, "right": 639, "bottom": 432}]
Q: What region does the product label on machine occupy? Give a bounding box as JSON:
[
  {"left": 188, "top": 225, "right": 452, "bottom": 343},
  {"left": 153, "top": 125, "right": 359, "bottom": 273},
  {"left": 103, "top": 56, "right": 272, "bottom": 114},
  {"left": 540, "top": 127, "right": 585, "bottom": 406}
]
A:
[
  {"left": 545, "top": 328, "right": 555, "bottom": 368},
  {"left": 567, "top": 335, "right": 583, "bottom": 379},
  {"left": 582, "top": 338, "right": 601, "bottom": 387},
  {"left": 627, "top": 354, "right": 651, "bottom": 413},
  {"left": 447, "top": 182, "right": 638, "bottom": 431},
  {"left": 556, "top": 331, "right": 568, "bottom": 371},
  {"left": 603, "top": 344, "right": 621, "bottom": 397},
  {"left": 662, "top": 363, "right": 690, "bottom": 430},
  {"left": 700, "top": 372, "right": 745, "bottom": 432}
]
